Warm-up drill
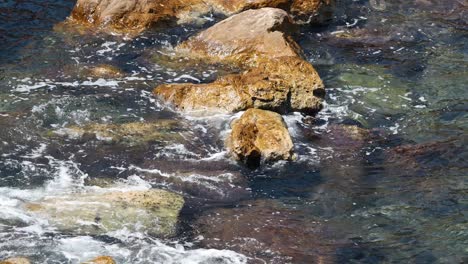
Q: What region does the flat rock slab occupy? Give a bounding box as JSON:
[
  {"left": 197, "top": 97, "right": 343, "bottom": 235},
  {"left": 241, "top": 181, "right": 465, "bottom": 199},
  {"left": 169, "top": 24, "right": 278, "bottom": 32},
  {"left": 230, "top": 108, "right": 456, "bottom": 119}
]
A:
[
  {"left": 25, "top": 189, "right": 184, "bottom": 237},
  {"left": 227, "top": 109, "right": 294, "bottom": 167}
]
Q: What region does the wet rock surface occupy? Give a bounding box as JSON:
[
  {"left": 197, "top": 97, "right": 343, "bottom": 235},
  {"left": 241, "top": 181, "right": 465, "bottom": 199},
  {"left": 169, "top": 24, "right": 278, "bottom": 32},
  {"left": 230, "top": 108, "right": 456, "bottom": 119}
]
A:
[
  {"left": 53, "top": 120, "right": 187, "bottom": 145},
  {"left": 227, "top": 109, "right": 294, "bottom": 167},
  {"left": 64, "top": 0, "right": 334, "bottom": 34},
  {"left": 82, "top": 256, "right": 116, "bottom": 264},
  {"left": 25, "top": 189, "right": 184, "bottom": 237},
  {"left": 0, "top": 258, "right": 30, "bottom": 264},
  {"left": 154, "top": 8, "right": 324, "bottom": 115}
]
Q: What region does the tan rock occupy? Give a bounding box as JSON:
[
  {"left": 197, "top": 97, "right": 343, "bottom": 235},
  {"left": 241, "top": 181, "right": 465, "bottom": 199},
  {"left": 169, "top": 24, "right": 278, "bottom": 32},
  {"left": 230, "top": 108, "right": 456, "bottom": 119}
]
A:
[
  {"left": 227, "top": 109, "right": 294, "bottom": 166},
  {"left": 86, "top": 64, "right": 123, "bottom": 78},
  {"left": 82, "top": 256, "right": 116, "bottom": 264},
  {"left": 175, "top": 8, "right": 301, "bottom": 64},
  {"left": 63, "top": 0, "right": 334, "bottom": 34},
  {"left": 25, "top": 189, "right": 184, "bottom": 237},
  {"left": 0, "top": 258, "right": 30, "bottom": 264},
  {"left": 154, "top": 8, "right": 324, "bottom": 115},
  {"left": 54, "top": 120, "right": 186, "bottom": 145}
]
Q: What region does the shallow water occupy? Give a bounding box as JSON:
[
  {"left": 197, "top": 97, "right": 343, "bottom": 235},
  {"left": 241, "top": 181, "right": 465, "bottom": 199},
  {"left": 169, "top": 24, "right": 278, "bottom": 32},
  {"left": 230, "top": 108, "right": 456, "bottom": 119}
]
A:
[{"left": 0, "top": 0, "right": 467, "bottom": 263}]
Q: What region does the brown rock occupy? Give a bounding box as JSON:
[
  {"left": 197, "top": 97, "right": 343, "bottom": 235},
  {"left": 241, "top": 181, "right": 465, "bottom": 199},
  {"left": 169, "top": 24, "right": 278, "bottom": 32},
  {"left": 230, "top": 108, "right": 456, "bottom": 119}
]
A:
[
  {"left": 82, "top": 256, "right": 116, "bottom": 264},
  {"left": 154, "top": 8, "right": 324, "bottom": 115},
  {"left": 0, "top": 258, "right": 30, "bottom": 264},
  {"left": 290, "top": 0, "right": 335, "bottom": 24},
  {"left": 63, "top": 0, "right": 334, "bottom": 34},
  {"left": 227, "top": 109, "right": 294, "bottom": 167}
]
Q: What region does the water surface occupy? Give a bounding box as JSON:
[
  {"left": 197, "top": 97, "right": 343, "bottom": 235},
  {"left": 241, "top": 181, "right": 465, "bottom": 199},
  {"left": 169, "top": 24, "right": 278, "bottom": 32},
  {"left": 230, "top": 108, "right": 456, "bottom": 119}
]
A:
[{"left": 0, "top": 0, "right": 467, "bottom": 263}]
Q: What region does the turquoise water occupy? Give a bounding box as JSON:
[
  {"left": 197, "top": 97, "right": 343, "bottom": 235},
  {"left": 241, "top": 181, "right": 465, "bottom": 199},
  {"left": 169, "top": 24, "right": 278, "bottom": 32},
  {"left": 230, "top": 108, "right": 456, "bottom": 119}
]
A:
[{"left": 0, "top": 0, "right": 467, "bottom": 263}]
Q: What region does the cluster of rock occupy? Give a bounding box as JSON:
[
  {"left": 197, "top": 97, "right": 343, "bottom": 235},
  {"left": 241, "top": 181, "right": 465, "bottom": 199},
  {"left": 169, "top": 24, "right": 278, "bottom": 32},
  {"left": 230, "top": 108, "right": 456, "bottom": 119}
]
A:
[
  {"left": 153, "top": 7, "right": 326, "bottom": 166},
  {"left": 64, "top": 0, "right": 334, "bottom": 34},
  {"left": 23, "top": 2, "right": 331, "bottom": 261},
  {"left": 59, "top": 1, "right": 328, "bottom": 166}
]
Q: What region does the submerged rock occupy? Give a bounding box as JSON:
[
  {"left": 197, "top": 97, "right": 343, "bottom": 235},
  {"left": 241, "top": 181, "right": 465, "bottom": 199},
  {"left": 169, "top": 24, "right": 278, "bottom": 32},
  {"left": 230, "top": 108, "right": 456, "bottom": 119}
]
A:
[
  {"left": 25, "top": 189, "right": 184, "bottom": 237},
  {"left": 194, "top": 199, "right": 347, "bottom": 263},
  {"left": 82, "top": 256, "right": 116, "bottom": 264},
  {"left": 227, "top": 109, "right": 294, "bottom": 167},
  {"left": 54, "top": 120, "right": 186, "bottom": 145},
  {"left": 63, "top": 0, "right": 334, "bottom": 34},
  {"left": 154, "top": 8, "right": 324, "bottom": 115},
  {"left": 0, "top": 258, "right": 30, "bottom": 264},
  {"left": 85, "top": 64, "right": 124, "bottom": 79}
]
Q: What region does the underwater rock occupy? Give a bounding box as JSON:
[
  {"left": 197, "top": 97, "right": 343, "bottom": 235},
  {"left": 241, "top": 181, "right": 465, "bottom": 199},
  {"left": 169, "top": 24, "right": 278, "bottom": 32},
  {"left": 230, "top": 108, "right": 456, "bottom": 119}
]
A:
[
  {"left": 82, "top": 256, "right": 116, "bottom": 264},
  {"left": 227, "top": 109, "right": 294, "bottom": 167},
  {"left": 25, "top": 189, "right": 184, "bottom": 237},
  {"left": 138, "top": 160, "right": 251, "bottom": 204},
  {"left": 0, "top": 258, "right": 30, "bottom": 264},
  {"left": 85, "top": 64, "right": 123, "bottom": 79},
  {"left": 63, "top": 0, "right": 334, "bottom": 34},
  {"left": 194, "top": 199, "right": 346, "bottom": 263},
  {"left": 154, "top": 8, "right": 324, "bottom": 115},
  {"left": 54, "top": 120, "right": 186, "bottom": 145}
]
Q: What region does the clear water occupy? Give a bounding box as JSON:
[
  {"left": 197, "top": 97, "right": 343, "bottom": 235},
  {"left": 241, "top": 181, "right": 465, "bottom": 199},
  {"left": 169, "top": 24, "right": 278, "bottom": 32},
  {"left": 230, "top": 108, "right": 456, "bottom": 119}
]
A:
[{"left": 0, "top": 0, "right": 466, "bottom": 263}]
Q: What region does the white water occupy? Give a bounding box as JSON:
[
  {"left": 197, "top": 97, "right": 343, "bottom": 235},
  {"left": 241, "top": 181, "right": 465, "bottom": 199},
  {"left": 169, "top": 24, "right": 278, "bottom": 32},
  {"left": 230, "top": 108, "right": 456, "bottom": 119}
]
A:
[{"left": 0, "top": 147, "right": 248, "bottom": 263}]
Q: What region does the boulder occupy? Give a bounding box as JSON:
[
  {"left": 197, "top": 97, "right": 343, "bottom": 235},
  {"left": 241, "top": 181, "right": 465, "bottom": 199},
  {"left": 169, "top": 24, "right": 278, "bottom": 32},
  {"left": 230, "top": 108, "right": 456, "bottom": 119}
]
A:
[
  {"left": 154, "top": 8, "right": 324, "bottom": 115},
  {"left": 25, "top": 189, "right": 184, "bottom": 237},
  {"left": 0, "top": 258, "right": 30, "bottom": 264},
  {"left": 63, "top": 0, "right": 334, "bottom": 34},
  {"left": 82, "top": 256, "right": 116, "bottom": 264},
  {"left": 227, "top": 109, "right": 294, "bottom": 167}
]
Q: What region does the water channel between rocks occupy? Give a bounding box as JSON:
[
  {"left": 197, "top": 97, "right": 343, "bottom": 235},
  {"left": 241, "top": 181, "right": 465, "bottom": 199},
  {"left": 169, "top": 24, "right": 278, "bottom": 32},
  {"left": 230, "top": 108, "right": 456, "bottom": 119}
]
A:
[{"left": 0, "top": 0, "right": 467, "bottom": 263}]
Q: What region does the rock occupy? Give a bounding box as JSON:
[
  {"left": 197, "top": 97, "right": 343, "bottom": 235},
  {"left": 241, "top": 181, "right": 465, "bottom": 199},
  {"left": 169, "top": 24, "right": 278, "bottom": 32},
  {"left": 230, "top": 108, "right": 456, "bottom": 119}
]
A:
[
  {"left": 82, "top": 256, "right": 116, "bottom": 264},
  {"left": 25, "top": 189, "right": 184, "bottom": 237},
  {"left": 54, "top": 120, "right": 186, "bottom": 145},
  {"left": 63, "top": 0, "right": 334, "bottom": 34},
  {"left": 0, "top": 258, "right": 30, "bottom": 264},
  {"left": 138, "top": 160, "right": 251, "bottom": 204},
  {"left": 174, "top": 8, "right": 301, "bottom": 64},
  {"left": 154, "top": 8, "right": 325, "bottom": 115},
  {"left": 194, "top": 200, "right": 350, "bottom": 263},
  {"left": 86, "top": 64, "right": 123, "bottom": 78},
  {"left": 227, "top": 109, "right": 294, "bottom": 167},
  {"left": 290, "top": 0, "right": 335, "bottom": 24}
]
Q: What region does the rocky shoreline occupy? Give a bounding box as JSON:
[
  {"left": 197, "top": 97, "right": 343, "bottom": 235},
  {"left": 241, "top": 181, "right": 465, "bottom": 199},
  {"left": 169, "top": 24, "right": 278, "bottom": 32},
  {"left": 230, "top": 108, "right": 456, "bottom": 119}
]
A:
[{"left": 2, "top": 1, "right": 333, "bottom": 263}]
